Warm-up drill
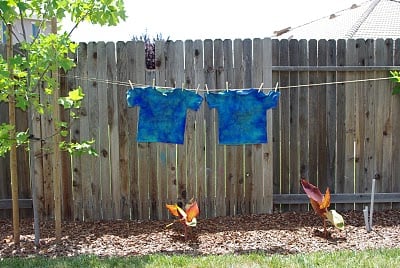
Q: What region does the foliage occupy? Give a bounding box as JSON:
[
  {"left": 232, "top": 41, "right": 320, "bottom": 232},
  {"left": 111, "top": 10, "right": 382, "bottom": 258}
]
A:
[
  {"left": 1, "top": 248, "right": 400, "bottom": 267},
  {"left": 132, "top": 32, "right": 169, "bottom": 69},
  {"left": 0, "top": 0, "right": 126, "bottom": 157},
  {"left": 390, "top": 70, "right": 400, "bottom": 95}
]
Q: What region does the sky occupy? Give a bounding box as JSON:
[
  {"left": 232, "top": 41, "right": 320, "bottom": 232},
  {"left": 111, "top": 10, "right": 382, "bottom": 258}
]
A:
[{"left": 62, "top": 0, "right": 369, "bottom": 42}]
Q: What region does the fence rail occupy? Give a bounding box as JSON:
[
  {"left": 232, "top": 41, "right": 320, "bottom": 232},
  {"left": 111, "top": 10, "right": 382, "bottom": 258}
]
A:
[{"left": 1, "top": 38, "right": 400, "bottom": 221}]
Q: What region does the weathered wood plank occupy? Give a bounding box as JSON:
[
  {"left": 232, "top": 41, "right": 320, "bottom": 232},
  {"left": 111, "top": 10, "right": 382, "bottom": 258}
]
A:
[
  {"left": 298, "top": 39, "right": 309, "bottom": 211},
  {"left": 307, "top": 40, "right": 318, "bottom": 193},
  {"left": 375, "top": 39, "right": 393, "bottom": 210},
  {"left": 326, "top": 39, "right": 337, "bottom": 194},
  {"left": 317, "top": 39, "right": 328, "bottom": 188},
  {"left": 288, "top": 39, "right": 300, "bottom": 211},
  {"left": 392, "top": 39, "right": 400, "bottom": 209},
  {"left": 273, "top": 193, "right": 400, "bottom": 204},
  {"left": 271, "top": 39, "right": 281, "bottom": 212},
  {"left": 0, "top": 199, "right": 33, "bottom": 209},
  {"left": 193, "top": 40, "right": 206, "bottom": 219},
  {"left": 87, "top": 42, "right": 101, "bottom": 220},
  {"left": 116, "top": 41, "right": 130, "bottom": 219},
  {"left": 213, "top": 39, "right": 226, "bottom": 217},
  {"left": 96, "top": 42, "right": 112, "bottom": 220},
  {"left": 343, "top": 39, "right": 357, "bottom": 211},
  {"left": 203, "top": 39, "right": 216, "bottom": 218},
  {"left": 335, "top": 39, "right": 347, "bottom": 211},
  {"left": 354, "top": 39, "right": 367, "bottom": 211}
]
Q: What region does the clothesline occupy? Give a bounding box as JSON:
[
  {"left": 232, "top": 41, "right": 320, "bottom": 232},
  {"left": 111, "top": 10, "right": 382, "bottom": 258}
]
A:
[{"left": 59, "top": 74, "right": 394, "bottom": 92}]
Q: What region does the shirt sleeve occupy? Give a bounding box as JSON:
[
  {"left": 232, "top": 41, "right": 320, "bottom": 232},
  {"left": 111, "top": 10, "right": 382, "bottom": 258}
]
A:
[
  {"left": 263, "top": 90, "right": 281, "bottom": 109},
  {"left": 186, "top": 91, "right": 204, "bottom": 111},
  {"left": 126, "top": 87, "right": 145, "bottom": 107},
  {"left": 205, "top": 92, "right": 222, "bottom": 109}
]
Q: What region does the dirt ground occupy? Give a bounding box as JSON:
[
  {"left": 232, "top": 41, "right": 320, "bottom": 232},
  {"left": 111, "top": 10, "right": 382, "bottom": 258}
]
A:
[{"left": 1, "top": 210, "right": 399, "bottom": 258}]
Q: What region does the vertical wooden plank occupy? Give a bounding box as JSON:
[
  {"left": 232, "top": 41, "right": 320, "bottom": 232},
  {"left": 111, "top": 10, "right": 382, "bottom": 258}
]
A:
[
  {"left": 164, "top": 41, "right": 179, "bottom": 215},
  {"left": 96, "top": 42, "right": 112, "bottom": 220},
  {"left": 115, "top": 41, "right": 130, "bottom": 219},
  {"left": 251, "top": 38, "right": 263, "bottom": 214},
  {"left": 298, "top": 39, "right": 309, "bottom": 211},
  {"left": 87, "top": 42, "right": 101, "bottom": 220},
  {"left": 79, "top": 42, "right": 94, "bottom": 221},
  {"left": 154, "top": 40, "right": 169, "bottom": 220},
  {"left": 193, "top": 39, "right": 206, "bottom": 217},
  {"left": 184, "top": 40, "right": 198, "bottom": 213},
  {"left": 375, "top": 39, "right": 393, "bottom": 210},
  {"left": 71, "top": 43, "right": 86, "bottom": 220},
  {"left": 242, "top": 39, "right": 253, "bottom": 215},
  {"left": 335, "top": 39, "right": 346, "bottom": 211},
  {"left": 362, "top": 39, "right": 376, "bottom": 201},
  {"left": 392, "top": 38, "right": 400, "bottom": 209},
  {"left": 271, "top": 39, "right": 280, "bottom": 212},
  {"left": 0, "top": 64, "right": 11, "bottom": 217},
  {"left": 203, "top": 39, "right": 216, "bottom": 217},
  {"left": 40, "top": 83, "right": 54, "bottom": 219},
  {"left": 288, "top": 39, "right": 300, "bottom": 211},
  {"left": 174, "top": 40, "right": 187, "bottom": 216},
  {"left": 279, "top": 39, "right": 289, "bottom": 212},
  {"left": 317, "top": 39, "right": 328, "bottom": 189},
  {"left": 105, "top": 42, "right": 119, "bottom": 220},
  {"left": 354, "top": 39, "right": 366, "bottom": 210},
  {"left": 125, "top": 41, "right": 139, "bottom": 219},
  {"left": 307, "top": 39, "right": 318, "bottom": 196},
  {"left": 326, "top": 39, "right": 337, "bottom": 195},
  {"left": 343, "top": 39, "right": 357, "bottom": 211},
  {"left": 16, "top": 108, "right": 30, "bottom": 218},
  {"left": 60, "top": 64, "right": 73, "bottom": 220},
  {"left": 213, "top": 39, "right": 226, "bottom": 217}
]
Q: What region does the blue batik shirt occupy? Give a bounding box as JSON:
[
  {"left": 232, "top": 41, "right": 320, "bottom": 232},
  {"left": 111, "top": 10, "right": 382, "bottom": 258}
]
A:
[
  {"left": 127, "top": 87, "right": 203, "bottom": 144},
  {"left": 206, "top": 89, "right": 280, "bottom": 145}
]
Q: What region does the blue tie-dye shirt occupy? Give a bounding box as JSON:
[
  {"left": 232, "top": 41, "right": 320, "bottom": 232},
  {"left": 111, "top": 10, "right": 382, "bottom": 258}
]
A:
[
  {"left": 206, "top": 89, "right": 280, "bottom": 145},
  {"left": 127, "top": 87, "right": 203, "bottom": 144}
]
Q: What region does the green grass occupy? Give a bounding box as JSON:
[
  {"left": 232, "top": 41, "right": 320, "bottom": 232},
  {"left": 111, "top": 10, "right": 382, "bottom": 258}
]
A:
[{"left": 1, "top": 248, "right": 400, "bottom": 268}]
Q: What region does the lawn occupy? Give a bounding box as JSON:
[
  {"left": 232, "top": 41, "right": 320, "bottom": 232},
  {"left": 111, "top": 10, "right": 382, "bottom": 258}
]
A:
[{"left": 1, "top": 248, "right": 400, "bottom": 268}]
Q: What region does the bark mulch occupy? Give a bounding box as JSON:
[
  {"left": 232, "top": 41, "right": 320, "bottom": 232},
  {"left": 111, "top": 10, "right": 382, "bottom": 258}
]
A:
[{"left": 1, "top": 210, "right": 399, "bottom": 258}]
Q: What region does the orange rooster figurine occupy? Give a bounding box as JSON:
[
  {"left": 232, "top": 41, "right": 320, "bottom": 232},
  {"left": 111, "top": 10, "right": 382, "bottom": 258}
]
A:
[
  {"left": 300, "top": 179, "right": 344, "bottom": 236},
  {"left": 166, "top": 198, "right": 199, "bottom": 240}
]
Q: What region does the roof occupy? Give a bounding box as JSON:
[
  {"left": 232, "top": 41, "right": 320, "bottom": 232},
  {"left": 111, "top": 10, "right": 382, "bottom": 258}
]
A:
[{"left": 274, "top": 0, "right": 400, "bottom": 39}]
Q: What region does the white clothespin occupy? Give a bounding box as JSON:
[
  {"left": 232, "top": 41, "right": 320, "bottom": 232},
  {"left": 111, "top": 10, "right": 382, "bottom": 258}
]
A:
[
  {"left": 205, "top": 84, "right": 209, "bottom": 94},
  {"left": 274, "top": 82, "right": 279, "bottom": 92},
  {"left": 226, "top": 81, "right": 229, "bottom": 92},
  {"left": 258, "top": 82, "right": 264, "bottom": 93},
  {"left": 196, "top": 84, "right": 200, "bottom": 94},
  {"left": 152, "top": 78, "right": 156, "bottom": 88},
  {"left": 182, "top": 82, "right": 185, "bottom": 91},
  {"left": 128, "top": 80, "right": 134, "bottom": 88}
]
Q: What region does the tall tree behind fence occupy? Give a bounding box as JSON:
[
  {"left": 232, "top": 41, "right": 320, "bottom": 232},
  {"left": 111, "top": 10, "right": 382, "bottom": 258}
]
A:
[{"left": 0, "top": 38, "right": 399, "bottom": 221}]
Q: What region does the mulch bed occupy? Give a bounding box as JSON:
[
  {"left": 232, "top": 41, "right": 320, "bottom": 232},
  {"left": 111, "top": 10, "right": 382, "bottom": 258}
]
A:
[{"left": 1, "top": 210, "right": 399, "bottom": 258}]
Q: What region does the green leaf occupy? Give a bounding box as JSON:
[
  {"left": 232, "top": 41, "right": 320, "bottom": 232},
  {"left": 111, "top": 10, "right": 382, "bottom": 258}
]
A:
[{"left": 68, "top": 88, "right": 84, "bottom": 101}]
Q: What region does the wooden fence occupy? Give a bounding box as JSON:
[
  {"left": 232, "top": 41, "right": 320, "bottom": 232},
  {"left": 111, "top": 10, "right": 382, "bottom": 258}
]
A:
[{"left": 1, "top": 38, "right": 400, "bottom": 221}]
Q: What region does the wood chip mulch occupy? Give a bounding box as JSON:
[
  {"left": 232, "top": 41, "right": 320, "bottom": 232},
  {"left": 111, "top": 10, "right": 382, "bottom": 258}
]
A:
[{"left": 1, "top": 210, "right": 399, "bottom": 258}]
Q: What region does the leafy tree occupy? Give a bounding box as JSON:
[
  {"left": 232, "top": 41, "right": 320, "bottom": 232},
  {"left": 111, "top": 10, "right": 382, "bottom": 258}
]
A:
[{"left": 0, "top": 0, "right": 126, "bottom": 244}]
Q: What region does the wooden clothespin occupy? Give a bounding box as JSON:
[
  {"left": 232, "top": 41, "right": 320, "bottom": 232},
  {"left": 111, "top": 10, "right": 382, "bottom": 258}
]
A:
[
  {"left": 258, "top": 82, "right": 264, "bottom": 93},
  {"left": 152, "top": 78, "right": 156, "bottom": 88},
  {"left": 274, "top": 82, "right": 279, "bottom": 92},
  {"left": 182, "top": 82, "right": 185, "bottom": 91},
  {"left": 128, "top": 80, "right": 134, "bottom": 89},
  {"left": 205, "top": 84, "right": 209, "bottom": 94},
  {"left": 226, "top": 81, "right": 229, "bottom": 92},
  {"left": 196, "top": 84, "right": 200, "bottom": 94}
]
